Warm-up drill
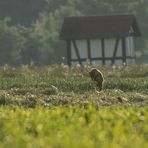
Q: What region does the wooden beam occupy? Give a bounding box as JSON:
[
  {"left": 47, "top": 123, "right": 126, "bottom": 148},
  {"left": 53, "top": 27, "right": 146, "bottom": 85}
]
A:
[
  {"left": 122, "top": 37, "right": 127, "bottom": 64},
  {"left": 111, "top": 37, "right": 119, "bottom": 65},
  {"left": 66, "top": 40, "right": 71, "bottom": 66},
  {"left": 101, "top": 38, "right": 105, "bottom": 65},
  {"left": 71, "top": 56, "right": 135, "bottom": 62},
  {"left": 72, "top": 40, "right": 82, "bottom": 65},
  {"left": 87, "top": 39, "right": 91, "bottom": 64}
]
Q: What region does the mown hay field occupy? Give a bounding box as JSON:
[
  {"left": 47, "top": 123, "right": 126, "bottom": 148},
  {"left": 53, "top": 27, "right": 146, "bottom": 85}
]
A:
[{"left": 0, "top": 64, "right": 148, "bottom": 148}]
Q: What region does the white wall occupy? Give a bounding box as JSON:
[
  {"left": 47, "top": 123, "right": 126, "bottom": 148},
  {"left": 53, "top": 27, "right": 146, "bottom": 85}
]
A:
[
  {"left": 90, "top": 39, "right": 102, "bottom": 58},
  {"left": 71, "top": 40, "right": 87, "bottom": 59},
  {"left": 126, "top": 36, "right": 135, "bottom": 65},
  {"left": 104, "top": 38, "right": 122, "bottom": 65},
  {"left": 70, "top": 37, "right": 135, "bottom": 66}
]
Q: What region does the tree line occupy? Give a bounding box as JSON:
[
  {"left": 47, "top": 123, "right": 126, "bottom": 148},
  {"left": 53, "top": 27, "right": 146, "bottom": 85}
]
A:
[{"left": 0, "top": 0, "right": 148, "bottom": 66}]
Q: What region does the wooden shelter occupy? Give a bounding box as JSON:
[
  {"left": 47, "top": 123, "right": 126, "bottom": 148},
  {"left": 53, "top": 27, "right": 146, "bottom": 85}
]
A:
[{"left": 60, "top": 15, "right": 141, "bottom": 66}]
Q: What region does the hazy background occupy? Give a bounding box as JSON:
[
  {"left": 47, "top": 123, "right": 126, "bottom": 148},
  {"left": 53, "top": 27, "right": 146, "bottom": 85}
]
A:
[{"left": 0, "top": 0, "right": 148, "bottom": 66}]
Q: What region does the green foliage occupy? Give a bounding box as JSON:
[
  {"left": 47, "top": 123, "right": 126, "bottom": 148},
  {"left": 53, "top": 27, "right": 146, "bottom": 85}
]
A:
[
  {"left": 32, "top": 3, "right": 82, "bottom": 64},
  {"left": 18, "top": 26, "right": 42, "bottom": 65},
  {"left": 0, "top": 19, "right": 25, "bottom": 65},
  {"left": 0, "top": 0, "right": 48, "bottom": 25},
  {"left": 0, "top": 105, "right": 148, "bottom": 147}
]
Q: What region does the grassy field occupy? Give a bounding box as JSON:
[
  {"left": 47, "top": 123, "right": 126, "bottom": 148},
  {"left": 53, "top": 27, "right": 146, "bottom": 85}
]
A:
[{"left": 0, "top": 64, "right": 148, "bottom": 148}]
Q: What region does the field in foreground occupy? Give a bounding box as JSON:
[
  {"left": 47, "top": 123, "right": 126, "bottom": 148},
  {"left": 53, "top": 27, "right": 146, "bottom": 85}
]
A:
[
  {"left": 0, "top": 105, "right": 148, "bottom": 148},
  {"left": 0, "top": 64, "right": 148, "bottom": 147}
]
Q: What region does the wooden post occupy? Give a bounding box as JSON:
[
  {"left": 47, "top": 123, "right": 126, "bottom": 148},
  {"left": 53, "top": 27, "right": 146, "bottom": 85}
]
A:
[
  {"left": 101, "top": 38, "right": 105, "bottom": 65},
  {"left": 87, "top": 39, "right": 91, "bottom": 64},
  {"left": 72, "top": 40, "right": 82, "bottom": 65},
  {"left": 111, "top": 37, "right": 119, "bottom": 65},
  {"left": 66, "top": 40, "right": 71, "bottom": 66},
  {"left": 122, "top": 37, "right": 126, "bottom": 64}
]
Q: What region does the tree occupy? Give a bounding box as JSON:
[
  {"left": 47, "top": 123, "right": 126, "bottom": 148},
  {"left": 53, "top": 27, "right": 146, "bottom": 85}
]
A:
[
  {"left": 32, "top": 3, "right": 82, "bottom": 64},
  {"left": 0, "top": 0, "right": 47, "bottom": 25},
  {"left": 18, "top": 26, "right": 42, "bottom": 65},
  {"left": 0, "top": 19, "right": 25, "bottom": 65}
]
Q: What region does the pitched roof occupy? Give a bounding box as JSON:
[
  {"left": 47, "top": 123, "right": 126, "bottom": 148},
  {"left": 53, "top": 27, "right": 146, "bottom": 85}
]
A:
[{"left": 60, "top": 15, "right": 141, "bottom": 40}]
